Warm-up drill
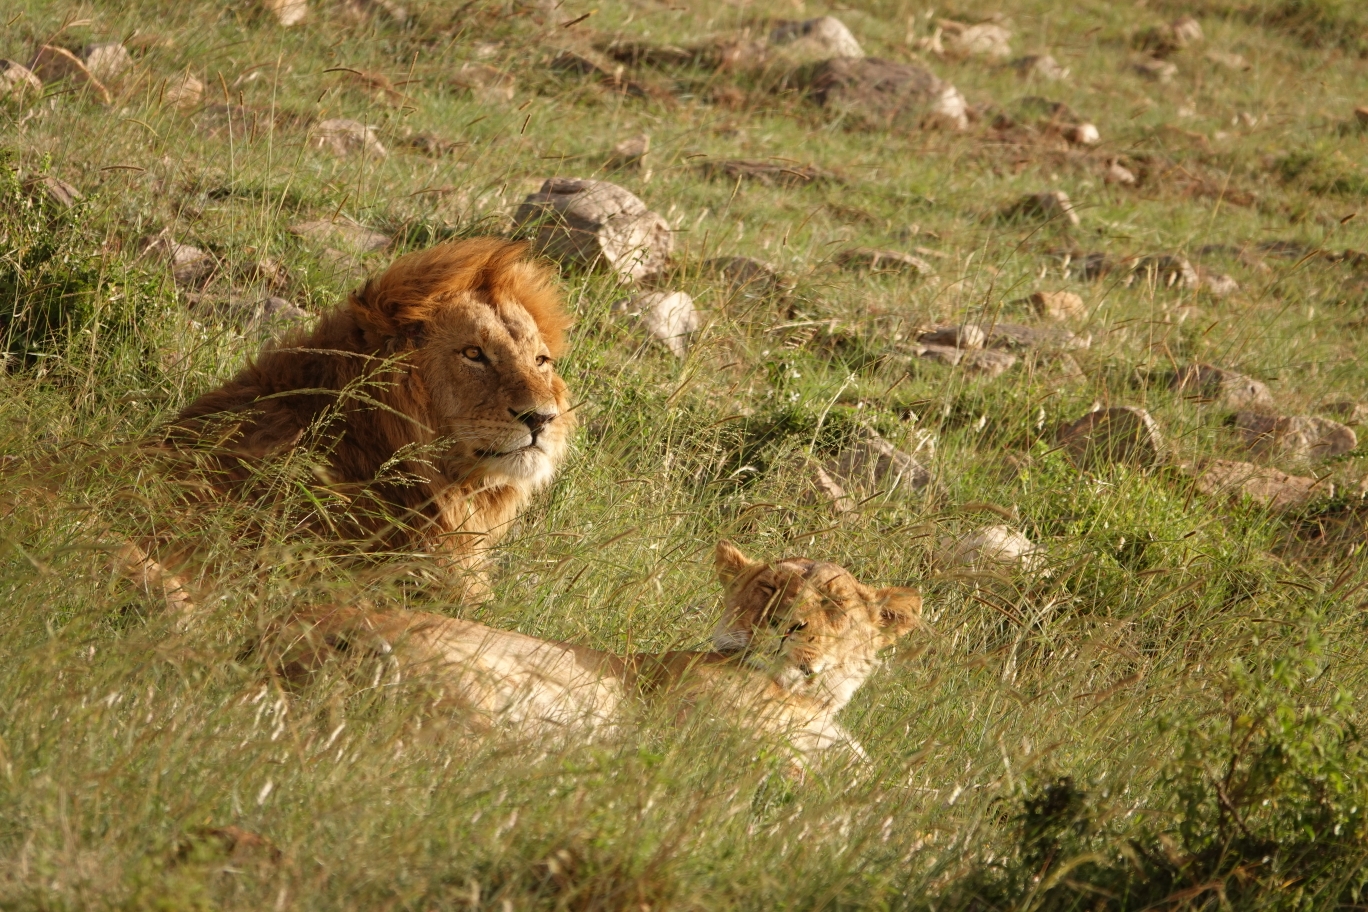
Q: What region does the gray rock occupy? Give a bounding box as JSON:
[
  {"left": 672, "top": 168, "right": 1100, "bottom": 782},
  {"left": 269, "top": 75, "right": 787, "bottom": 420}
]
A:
[
  {"left": 1169, "top": 364, "right": 1272, "bottom": 410},
  {"left": 916, "top": 345, "right": 1017, "bottom": 376},
  {"left": 825, "top": 429, "right": 932, "bottom": 493},
  {"left": 1012, "top": 54, "right": 1069, "bottom": 81},
  {"left": 703, "top": 256, "right": 788, "bottom": 297},
  {"left": 944, "top": 525, "right": 1042, "bottom": 571},
  {"left": 918, "top": 324, "right": 985, "bottom": 349},
  {"left": 1056, "top": 407, "right": 1164, "bottom": 468},
  {"left": 311, "top": 118, "right": 387, "bottom": 158},
  {"left": 81, "top": 43, "right": 132, "bottom": 82},
  {"left": 0, "top": 60, "right": 43, "bottom": 100},
  {"left": 984, "top": 322, "right": 1088, "bottom": 351},
  {"left": 23, "top": 175, "right": 82, "bottom": 208},
  {"left": 1235, "top": 413, "right": 1357, "bottom": 463},
  {"left": 1131, "top": 56, "right": 1178, "bottom": 82},
  {"left": 1187, "top": 459, "right": 1327, "bottom": 511},
  {"left": 289, "top": 218, "right": 391, "bottom": 254},
  {"left": 1322, "top": 401, "right": 1368, "bottom": 425},
  {"left": 1002, "top": 190, "right": 1079, "bottom": 227},
  {"left": 514, "top": 178, "right": 672, "bottom": 283},
  {"left": 615, "top": 291, "right": 698, "bottom": 358},
  {"left": 1134, "top": 254, "right": 1198, "bottom": 289},
  {"left": 806, "top": 57, "right": 967, "bottom": 131},
  {"left": 769, "top": 16, "right": 864, "bottom": 62},
  {"left": 141, "top": 234, "right": 216, "bottom": 287},
  {"left": 833, "top": 247, "right": 935, "bottom": 275}
]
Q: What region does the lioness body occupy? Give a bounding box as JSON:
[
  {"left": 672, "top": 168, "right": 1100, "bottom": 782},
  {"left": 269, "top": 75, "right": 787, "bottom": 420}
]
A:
[{"left": 274, "top": 543, "right": 921, "bottom": 765}]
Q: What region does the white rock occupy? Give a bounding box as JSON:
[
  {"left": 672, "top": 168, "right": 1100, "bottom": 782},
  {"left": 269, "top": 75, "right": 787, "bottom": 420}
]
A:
[
  {"left": 1236, "top": 413, "right": 1357, "bottom": 464},
  {"left": 0, "top": 60, "right": 42, "bottom": 100},
  {"left": 311, "top": 118, "right": 387, "bottom": 158},
  {"left": 1105, "top": 160, "right": 1137, "bottom": 186},
  {"left": 1064, "top": 122, "right": 1100, "bottom": 146},
  {"left": 943, "top": 22, "right": 1012, "bottom": 59},
  {"left": 1014, "top": 54, "right": 1069, "bottom": 81},
  {"left": 1169, "top": 364, "right": 1272, "bottom": 410},
  {"left": 768, "top": 16, "right": 864, "bottom": 62},
  {"left": 263, "top": 0, "right": 308, "bottom": 25},
  {"left": 618, "top": 291, "right": 698, "bottom": 358},
  {"left": 164, "top": 71, "right": 203, "bottom": 109},
  {"left": 1029, "top": 290, "right": 1086, "bottom": 320},
  {"left": 946, "top": 525, "right": 1043, "bottom": 571},
  {"left": 514, "top": 178, "right": 673, "bottom": 284},
  {"left": 82, "top": 43, "right": 133, "bottom": 82}
]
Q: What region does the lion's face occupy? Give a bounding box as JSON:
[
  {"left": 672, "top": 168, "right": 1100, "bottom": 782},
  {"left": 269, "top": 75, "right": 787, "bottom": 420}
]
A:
[
  {"left": 415, "top": 296, "right": 573, "bottom": 491},
  {"left": 711, "top": 541, "right": 922, "bottom": 709}
]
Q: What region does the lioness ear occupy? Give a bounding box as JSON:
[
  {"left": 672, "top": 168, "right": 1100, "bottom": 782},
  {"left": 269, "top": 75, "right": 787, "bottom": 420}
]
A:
[
  {"left": 874, "top": 587, "right": 922, "bottom": 637},
  {"left": 714, "top": 540, "right": 755, "bottom": 586}
]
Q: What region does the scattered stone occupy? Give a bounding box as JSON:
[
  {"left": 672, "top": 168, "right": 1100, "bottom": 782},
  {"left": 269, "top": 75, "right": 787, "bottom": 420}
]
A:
[
  {"left": 1104, "top": 160, "right": 1138, "bottom": 186},
  {"left": 614, "top": 291, "right": 698, "bottom": 358},
  {"left": 917, "top": 345, "right": 1017, "bottom": 377},
  {"left": 23, "top": 175, "right": 82, "bottom": 208},
  {"left": 311, "top": 118, "right": 387, "bottom": 158},
  {"left": 1131, "top": 56, "right": 1178, "bottom": 82},
  {"left": 1169, "top": 364, "right": 1272, "bottom": 410},
  {"left": 451, "top": 62, "right": 514, "bottom": 103},
  {"left": 1029, "top": 290, "right": 1086, "bottom": 320},
  {"left": 164, "top": 71, "right": 203, "bottom": 109},
  {"left": 1205, "top": 50, "right": 1250, "bottom": 71},
  {"left": 833, "top": 247, "right": 935, "bottom": 276},
  {"left": 513, "top": 178, "right": 673, "bottom": 283},
  {"left": 1322, "top": 401, "right": 1368, "bottom": 425},
  {"left": 703, "top": 256, "right": 787, "bottom": 298},
  {"left": 696, "top": 159, "right": 834, "bottom": 187},
  {"left": 243, "top": 296, "right": 311, "bottom": 328},
  {"left": 1077, "top": 252, "right": 1115, "bottom": 280},
  {"left": 81, "top": 43, "right": 132, "bottom": 82},
  {"left": 1012, "top": 54, "right": 1068, "bottom": 81},
  {"left": 289, "top": 218, "right": 391, "bottom": 254},
  {"left": 29, "top": 46, "right": 111, "bottom": 104},
  {"left": 1170, "top": 16, "right": 1205, "bottom": 46},
  {"left": 1236, "top": 413, "right": 1357, "bottom": 463},
  {"left": 551, "top": 49, "right": 620, "bottom": 81},
  {"left": 400, "top": 132, "right": 462, "bottom": 157},
  {"left": 806, "top": 57, "right": 968, "bottom": 130},
  {"left": 944, "top": 525, "right": 1042, "bottom": 571},
  {"left": 1001, "top": 190, "right": 1079, "bottom": 227},
  {"left": 1197, "top": 268, "right": 1239, "bottom": 297},
  {"left": 141, "top": 234, "right": 217, "bottom": 287},
  {"left": 341, "top": 70, "right": 406, "bottom": 106},
  {"left": 825, "top": 429, "right": 932, "bottom": 493},
  {"left": 263, "top": 0, "right": 308, "bottom": 26},
  {"left": 768, "top": 16, "right": 864, "bottom": 63},
  {"left": 983, "top": 323, "right": 1088, "bottom": 351},
  {"left": 1187, "top": 459, "right": 1326, "bottom": 511},
  {"left": 1056, "top": 407, "right": 1165, "bottom": 469},
  {"left": 941, "top": 21, "right": 1012, "bottom": 60},
  {"left": 918, "top": 324, "right": 985, "bottom": 349},
  {"left": 0, "top": 60, "right": 42, "bottom": 101},
  {"left": 237, "top": 257, "right": 291, "bottom": 291},
  {"left": 1136, "top": 16, "right": 1203, "bottom": 56},
  {"left": 1063, "top": 122, "right": 1100, "bottom": 146},
  {"left": 1134, "top": 254, "right": 1198, "bottom": 289},
  {"left": 607, "top": 134, "right": 650, "bottom": 169},
  {"left": 599, "top": 39, "right": 699, "bottom": 68},
  {"left": 806, "top": 461, "right": 856, "bottom": 514}
]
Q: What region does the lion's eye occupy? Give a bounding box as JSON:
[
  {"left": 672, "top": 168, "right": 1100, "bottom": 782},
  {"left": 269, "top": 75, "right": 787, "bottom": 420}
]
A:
[
  {"left": 536, "top": 354, "right": 552, "bottom": 367},
  {"left": 462, "top": 347, "right": 484, "bottom": 362}
]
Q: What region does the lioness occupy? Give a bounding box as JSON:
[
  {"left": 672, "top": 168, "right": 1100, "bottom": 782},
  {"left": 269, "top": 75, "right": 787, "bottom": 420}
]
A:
[
  {"left": 120, "top": 237, "right": 574, "bottom": 607},
  {"left": 271, "top": 541, "right": 922, "bottom": 767}
]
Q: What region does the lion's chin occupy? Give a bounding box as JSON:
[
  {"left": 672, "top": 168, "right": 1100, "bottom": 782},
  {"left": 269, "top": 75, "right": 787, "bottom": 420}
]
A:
[{"left": 480, "top": 445, "right": 559, "bottom": 490}]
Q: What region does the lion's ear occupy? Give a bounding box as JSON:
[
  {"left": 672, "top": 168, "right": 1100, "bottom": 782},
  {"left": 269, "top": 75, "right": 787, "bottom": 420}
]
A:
[
  {"left": 350, "top": 283, "right": 431, "bottom": 342},
  {"left": 714, "top": 540, "right": 755, "bottom": 586},
  {"left": 874, "top": 587, "right": 922, "bottom": 638}
]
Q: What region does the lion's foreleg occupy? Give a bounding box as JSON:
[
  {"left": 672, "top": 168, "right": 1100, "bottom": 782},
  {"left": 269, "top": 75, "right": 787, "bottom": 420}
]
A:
[{"left": 109, "top": 541, "right": 198, "bottom": 618}]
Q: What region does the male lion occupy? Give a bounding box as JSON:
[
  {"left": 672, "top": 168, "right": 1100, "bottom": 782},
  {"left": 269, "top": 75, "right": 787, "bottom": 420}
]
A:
[
  {"left": 118, "top": 237, "right": 575, "bottom": 609},
  {"left": 271, "top": 541, "right": 923, "bottom": 769}
]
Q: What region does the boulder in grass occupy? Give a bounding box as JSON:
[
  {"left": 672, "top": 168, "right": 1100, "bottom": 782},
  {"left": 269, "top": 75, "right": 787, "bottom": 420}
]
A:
[
  {"left": 29, "top": 46, "right": 111, "bottom": 104},
  {"left": 917, "top": 345, "right": 1017, "bottom": 377},
  {"left": 1012, "top": 54, "right": 1069, "bottom": 81},
  {"left": 263, "top": 0, "right": 308, "bottom": 26},
  {"left": 833, "top": 247, "right": 935, "bottom": 276},
  {"left": 944, "top": 525, "right": 1043, "bottom": 572},
  {"left": 1322, "top": 401, "right": 1368, "bottom": 425},
  {"left": 311, "top": 118, "right": 387, "bottom": 158},
  {"left": 918, "top": 324, "right": 985, "bottom": 349},
  {"left": 768, "top": 16, "right": 864, "bottom": 63},
  {"left": 1001, "top": 190, "right": 1079, "bottom": 227},
  {"left": 1131, "top": 56, "right": 1177, "bottom": 82},
  {"left": 81, "top": 43, "right": 133, "bottom": 82},
  {"left": 1235, "top": 413, "right": 1357, "bottom": 464},
  {"left": 141, "top": 235, "right": 217, "bottom": 288},
  {"left": 1029, "top": 290, "right": 1086, "bottom": 320},
  {"left": 289, "top": 218, "right": 391, "bottom": 254},
  {"left": 1056, "top": 407, "right": 1164, "bottom": 469},
  {"left": 1197, "top": 268, "right": 1239, "bottom": 297},
  {"left": 1134, "top": 254, "right": 1198, "bottom": 289},
  {"left": 1187, "top": 459, "right": 1327, "bottom": 511},
  {"left": 806, "top": 57, "right": 968, "bottom": 131},
  {"left": 23, "top": 175, "right": 83, "bottom": 208},
  {"left": 696, "top": 158, "right": 836, "bottom": 187},
  {"left": 704, "top": 256, "right": 788, "bottom": 298},
  {"left": 825, "top": 429, "right": 932, "bottom": 494},
  {"left": 513, "top": 178, "right": 673, "bottom": 284},
  {"left": 614, "top": 290, "right": 699, "bottom": 359},
  {"left": 451, "top": 63, "right": 514, "bottom": 103},
  {"left": 0, "top": 60, "right": 42, "bottom": 101},
  {"left": 941, "top": 21, "right": 1012, "bottom": 60},
  {"left": 1169, "top": 364, "right": 1272, "bottom": 410},
  {"left": 164, "top": 71, "right": 204, "bottom": 109}
]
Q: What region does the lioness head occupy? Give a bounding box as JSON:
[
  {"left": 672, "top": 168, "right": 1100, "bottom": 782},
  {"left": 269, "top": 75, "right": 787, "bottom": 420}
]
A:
[
  {"left": 349, "top": 238, "right": 574, "bottom": 490},
  {"left": 711, "top": 541, "right": 922, "bottom": 708}
]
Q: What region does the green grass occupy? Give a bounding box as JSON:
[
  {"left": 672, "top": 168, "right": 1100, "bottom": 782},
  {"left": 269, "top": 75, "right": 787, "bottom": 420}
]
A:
[{"left": 3, "top": 0, "right": 1368, "bottom": 908}]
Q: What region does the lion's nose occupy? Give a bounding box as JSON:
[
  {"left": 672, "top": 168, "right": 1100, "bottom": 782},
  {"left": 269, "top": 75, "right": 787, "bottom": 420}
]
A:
[{"left": 511, "top": 407, "right": 557, "bottom": 436}]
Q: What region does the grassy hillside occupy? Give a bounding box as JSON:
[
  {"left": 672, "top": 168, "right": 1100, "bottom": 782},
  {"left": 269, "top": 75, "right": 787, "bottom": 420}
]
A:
[{"left": 3, "top": 0, "right": 1368, "bottom": 907}]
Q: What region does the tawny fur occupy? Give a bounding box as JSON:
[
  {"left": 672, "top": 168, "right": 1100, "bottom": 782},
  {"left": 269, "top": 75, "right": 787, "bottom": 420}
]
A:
[
  {"left": 139, "top": 238, "right": 574, "bottom": 603},
  {"left": 268, "top": 542, "right": 922, "bottom": 769}
]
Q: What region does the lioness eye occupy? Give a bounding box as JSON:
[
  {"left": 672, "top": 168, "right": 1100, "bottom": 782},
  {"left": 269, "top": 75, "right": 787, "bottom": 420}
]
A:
[
  {"left": 463, "top": 347, "right": 484, "bottom": 362},
  {"left": 536, "top": 354, "right": 552, "bottom": 367}
]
